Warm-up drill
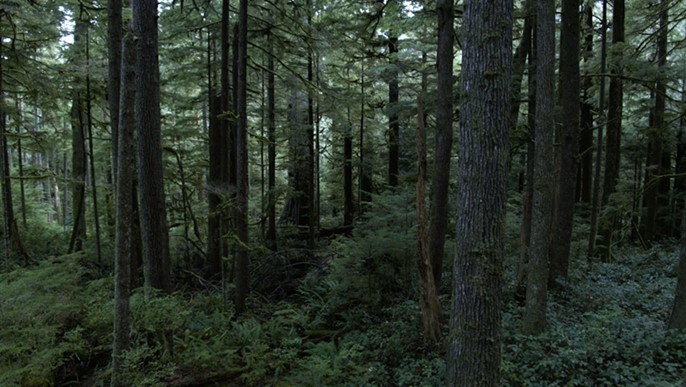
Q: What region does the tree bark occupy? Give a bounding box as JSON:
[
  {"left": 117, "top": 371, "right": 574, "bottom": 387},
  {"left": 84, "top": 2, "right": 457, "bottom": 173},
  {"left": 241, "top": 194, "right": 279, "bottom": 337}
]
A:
[
  {"left": 587, "top": 0, "right": 608, "bottom": 258},
  {"left": 523, "top": 0, "right": 555, "bottom": 335},
  {"left": 578, "top": 4, "right": 594, "bottom": 204},
  {"left": 516, "top": 10, "right": 536, "bottom": 291},
  {"left": 599, "top": 0, "right": 625, "bottom": 257},
  {"left": 669, "top": 199, "right": 686, "bottom": 329},
  {"left": 133, "top": 0, "right": 171, "bottom": 294},
  {"left": 428, "top": 0, "right": 454, "bottom": 289},
  {"left": 69, "top": 10, "right": 88, "bottom": 254},
  {"left": 111, "top": 23, "right": 135, "bottom": 387},
  {"left": 234, "top": 0, "right": 250, "bottom": 314},
  {"left": 266, "top": 26, "right": 277, "bottom": 250},
  {"left": 549, "top": 0, "right": 580, "bottom": 289},
  {"left": 416, "top": 94, "right": 441, "bottom": 343},
  {"left": 641, "top": 0, "right": 669, "bottom": 246},
  {"left": 0, "top": 21, "right": 28, "bottom": 264},
  {"left": 446, "top": 0, "right": 512, "bottom": 383},
  {"left": 388, "top": 36, "right": 399, "bottom": 187},
  {"left": 109, "top": 0, "right": 122, "bottom": 181}
]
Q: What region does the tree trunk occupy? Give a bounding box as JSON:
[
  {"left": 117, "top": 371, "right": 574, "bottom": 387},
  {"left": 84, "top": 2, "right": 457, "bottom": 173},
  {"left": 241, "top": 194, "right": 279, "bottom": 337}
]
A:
[
  {"left": 516, "top": 12, "right": 536, "bottom": 291},
  {"left": 108, "top": 0, "right": 122, "bottom": 181},
  {"left": 0, "top": 22, "right": 28, "bottom": 264},
  {"left": 234, "top": 0, "right": 250, "bottom": 314},
  {"left": 428, "top": 0, "right": 454, "bottom": 289},
  {"left": 359, "top": 62, "right": 373, "bottom": 207},
  {"left": 549, "top": 0, "right": 580, "bottom": 289},
  {"left": 133, "top": 0, "right": 171, "bottom": 294},
  {"left": 111, "top": 23, "right": 135, "bottom": 387},
  {"left": 16, "top": 99, "right": 26, "bottom": 228},
  {"left": 587, "top": 0, "right": 608, "bottom": 258},
  {"left": 641, "top": 0, "right": 669, "bottom": 246},
  {"left": 306, "top": 3, "right": 316, "bottom": 249},
  {"left": 266, "top": 26, "right": 277, "bottom": 250},
  {"left": 670, "top": 198, "right": 686, "bottom": 330},
  {"left": 579, "top": 5, "right": 594, "bottom": 204},
  {"left": 599, "top": 0, "right": 625, "bottom": 258},
  {"left": 446, "top": 0, "right": 512, "bottom": 383},
  {"left": 523, "top": 0, "right": 555, "bottom": 335},
  {"left": 344, "top": 120, "right": 354, "bottom": 226},
  {"left": 84, "top": 20, "right": 103, "bottom": 263},
  {"left": 69, "top": 10, "right": 88, "bottom": 254},
  {"left": 416, "top": 93, "right": 441, "bottom": 343},
  {"left": 388, "top": 36, "right": 399, "bottom": 187}
]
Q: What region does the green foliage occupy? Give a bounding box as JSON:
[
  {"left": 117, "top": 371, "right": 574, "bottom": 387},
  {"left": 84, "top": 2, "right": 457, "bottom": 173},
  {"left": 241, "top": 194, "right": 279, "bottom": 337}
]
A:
[
  {"left": 308, "top": 190, "right": 418, "bottom": 328},
  {"left": 501, "top": 247, "right": 686, "bottom": 385},
  {"left": 0, "top": 255, "right": 104, "bottom": 386}
]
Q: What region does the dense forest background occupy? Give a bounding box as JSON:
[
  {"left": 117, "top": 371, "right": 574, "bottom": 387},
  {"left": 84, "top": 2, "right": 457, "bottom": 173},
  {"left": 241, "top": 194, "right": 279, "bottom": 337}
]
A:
[{"left": 2, "top": 0, "right": 686, "bottom": 385}]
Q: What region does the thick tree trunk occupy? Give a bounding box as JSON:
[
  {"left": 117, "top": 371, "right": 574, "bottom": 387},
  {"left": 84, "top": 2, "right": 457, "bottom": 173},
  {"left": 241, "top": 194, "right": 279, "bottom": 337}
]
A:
[
  {"left": 428, "top": 0, "right": 454, "bottom": 289},
  {"left": 111, "top": 24, "right": 135, "bottom": 387},
  {"left": 523, "top": 0, "right": 555, "bottom": 335},
  {"left": 133, "top": 0, "right": 171, "bottom": 294},
  {"left": 446, "top": 0, "right": 512, "bottom": 383},
  {"left": 549, "top": 0, "right": 580, "bottom": 289},
  {"left": 234, "top": 0, "right": 250, "bottom": 314}
]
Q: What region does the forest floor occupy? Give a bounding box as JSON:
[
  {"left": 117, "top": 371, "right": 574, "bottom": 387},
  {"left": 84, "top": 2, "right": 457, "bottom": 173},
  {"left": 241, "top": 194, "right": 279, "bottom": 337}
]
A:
[{"left": 1, "top": 242, "right": 685, "bottom": 386}]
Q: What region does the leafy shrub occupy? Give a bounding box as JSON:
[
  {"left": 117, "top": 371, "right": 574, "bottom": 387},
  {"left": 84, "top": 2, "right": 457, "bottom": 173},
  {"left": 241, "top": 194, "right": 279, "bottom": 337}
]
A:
[{"left": 0, "top": 255, "right": 103, "bottom": 386}]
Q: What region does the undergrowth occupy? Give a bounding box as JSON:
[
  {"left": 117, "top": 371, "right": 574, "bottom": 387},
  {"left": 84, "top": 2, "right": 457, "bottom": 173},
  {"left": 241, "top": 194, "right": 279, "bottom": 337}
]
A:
[{"left": 1, "top": 195, "right": 685, "bottom": 385}]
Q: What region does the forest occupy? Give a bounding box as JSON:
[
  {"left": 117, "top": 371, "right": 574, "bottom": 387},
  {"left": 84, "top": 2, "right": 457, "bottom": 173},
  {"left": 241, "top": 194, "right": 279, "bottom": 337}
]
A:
[{"left": 1, "top": 0, "right": 686, "bottom": 385}]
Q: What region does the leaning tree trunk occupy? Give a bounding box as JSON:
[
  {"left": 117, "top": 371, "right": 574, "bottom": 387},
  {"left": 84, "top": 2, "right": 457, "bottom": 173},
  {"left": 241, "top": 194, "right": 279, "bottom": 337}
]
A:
[{"left": 446, "top": 0, "right": 512, "bottom": 383}]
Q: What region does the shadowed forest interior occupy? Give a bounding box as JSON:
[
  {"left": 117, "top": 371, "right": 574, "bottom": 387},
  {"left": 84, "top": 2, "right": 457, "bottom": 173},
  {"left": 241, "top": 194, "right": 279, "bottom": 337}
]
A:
[{"left": 2, "top": 0, "right": 686, "bottom": 385}]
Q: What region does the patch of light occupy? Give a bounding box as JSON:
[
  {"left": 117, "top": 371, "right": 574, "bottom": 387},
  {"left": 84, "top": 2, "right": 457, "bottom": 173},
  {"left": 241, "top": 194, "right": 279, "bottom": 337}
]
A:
[
  {"left": 403, "top": 1, "right": 422, "bottom": 17},
  {"left": 59, "top": 6, "right": 74, "bottom": 45}
]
